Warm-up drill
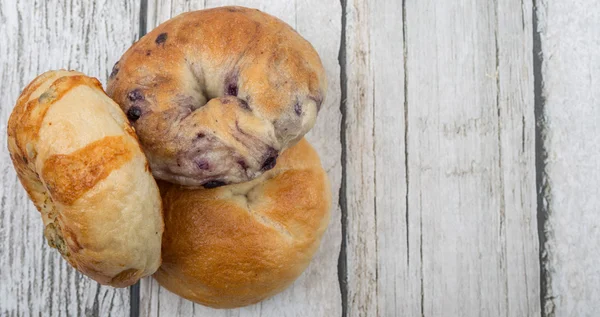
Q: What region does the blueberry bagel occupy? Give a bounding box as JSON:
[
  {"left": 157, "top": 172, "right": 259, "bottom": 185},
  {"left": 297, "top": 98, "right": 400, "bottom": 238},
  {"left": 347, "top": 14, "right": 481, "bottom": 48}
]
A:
[
  {"left": 7, "top": 70, "right": 163, "bottom": 287},
  {"left": 106, "top": 6, "right": 327, "bottom": 188}
]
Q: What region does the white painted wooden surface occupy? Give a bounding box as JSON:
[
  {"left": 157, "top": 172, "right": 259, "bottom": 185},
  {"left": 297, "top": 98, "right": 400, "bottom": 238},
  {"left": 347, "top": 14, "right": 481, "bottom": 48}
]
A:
[
  {"left": 344, "top": 0, "right": 539, "bottom": 316},
  {"left": 0, "top": 1, "right": 141, "bottom": 316},
  {"left": 536, "top": 0, "right": 600, "bottom": 316},
  {"left": 1, "top": 0, "right": 599, "bottom": 316}
]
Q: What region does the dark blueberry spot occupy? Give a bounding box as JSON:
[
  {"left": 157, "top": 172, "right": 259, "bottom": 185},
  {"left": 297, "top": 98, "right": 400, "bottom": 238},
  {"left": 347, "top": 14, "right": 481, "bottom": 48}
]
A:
[
  {"left": 127, "top": 106, "right": 142, "bottom": 122},
  {"left": 203, "top": 180, "right": 226, "bottom": 189},
  {"left": 239, "top": 99, "right": 251, "bottom": 110},
  {"left": 225, "top": 72, "right": 239, "bottom": 96},
  {"left": 197, "top": 133, "right": 205, "bottom": 139},
  {"left": 128, "top": 89, "right": 144, "bottom": 102},
  {"left": 261, "top": 148, "right": 279, "bottom": 171},
  {"left": 262, "top": 156, "right": 277, "bottom": 171},
  {"left": 237, "top": 159, "right": 248, "bottom": 171},
  {"left": 146, "top": 50, "right": 152, "bottom": 56},
  {"left": 196, "top": 159, "right": 210, "bottom": 170},
  {"left": 156, "top": 33, "right": 168, "bottom": 45},
  {"left": 294, "top": 102, "right": 302, "bottom": 115},
  {"left": 110, "top": 62, "right": 119, "bottom": 78},
  {"left": 221, "top": 98, "right": 231, "bottom": 104},
  {"left": 226, "top": 83, "right": 238, "bottom": 96}
]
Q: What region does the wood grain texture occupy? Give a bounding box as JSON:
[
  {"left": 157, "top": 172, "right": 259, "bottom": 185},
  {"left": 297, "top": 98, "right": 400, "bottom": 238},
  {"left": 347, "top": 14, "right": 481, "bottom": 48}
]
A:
[
  {"left": 140, "top": 1, "right": 343, "bottom": 316},
  {"left": 344, "top": 0, "right": 540, "bottom": 316},
  {"left": 496, "top": 0, "right": 540, "bottom": 315},
  {"left": 536, "top": 0, "right": 600, "bottom": 315},
  {"left": 0, "top": 1, "right": 140, "bottom": 316}
]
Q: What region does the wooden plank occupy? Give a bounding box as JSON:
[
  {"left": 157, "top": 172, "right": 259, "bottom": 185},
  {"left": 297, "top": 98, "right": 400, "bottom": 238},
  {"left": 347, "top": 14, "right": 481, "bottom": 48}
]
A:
[
  {"left": 140, "top": 1, "right": 342, "bottom": 316},
  {"left": 0, "top": 1, "right": 141, "bottom": 315},
  {"left": 496, "top": 0, "right": 540, "bottom": 315},
  {"left": 536, "top": 0, "right": 600, "bottom": 315},
  {"left": 343, "top": 1, "right": 411, "bottom": 316},
  {"left": 344, "top": 0, "right": 539, "bottom": 315}
]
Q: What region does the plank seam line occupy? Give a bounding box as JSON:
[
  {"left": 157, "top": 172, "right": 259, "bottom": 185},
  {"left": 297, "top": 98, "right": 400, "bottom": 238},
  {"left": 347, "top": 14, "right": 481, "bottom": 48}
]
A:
[
  {"left": 363, "top": 1, "right": 380, "bottom": 315},
  {"left": 129, "top": 2, "right": 148, "bottom": 317},
  {"left": 532, "top": 0, "right": 553, "bottom": 316},
  {"left": 139, "top": 0, "right": 147, "bottom": 40},
  {"left": 337, "top": 0, "right": 349, "bottom": 316},
  {"left": 371, "top": 26, "right": 380, "bottom": 317},
  {"left": 401, "top": 2, "right": 424, "bottom": 316},
  {"left": 402, "top": 0, "right": 410, "bottom": 270},
  {"left": 493, "top": 0, "right": 509, "bottom": 315}
]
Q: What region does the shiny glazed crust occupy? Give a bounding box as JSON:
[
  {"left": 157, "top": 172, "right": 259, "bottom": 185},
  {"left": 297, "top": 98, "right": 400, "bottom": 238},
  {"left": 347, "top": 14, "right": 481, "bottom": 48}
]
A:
[
  {"left": 7, "top": 70, "right": 164, "bottom": 287},
  {"left": 107, "top": 6, "right": 327, "bottom": 188},
  {"left": 154, "top": 138, "right": 331, "bottom": 308}
]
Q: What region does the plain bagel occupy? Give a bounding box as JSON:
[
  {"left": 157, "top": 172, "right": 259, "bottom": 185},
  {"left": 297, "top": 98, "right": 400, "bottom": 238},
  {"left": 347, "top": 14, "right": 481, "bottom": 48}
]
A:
[
  {"left": 107, "top": 6, "right": 327, "bottom": 188},
  {"left": 154, "top": 138, "right": 331, "bottom": 308},
  {"left": 7, "top": 70, "right": 164, "bottom": 287}
]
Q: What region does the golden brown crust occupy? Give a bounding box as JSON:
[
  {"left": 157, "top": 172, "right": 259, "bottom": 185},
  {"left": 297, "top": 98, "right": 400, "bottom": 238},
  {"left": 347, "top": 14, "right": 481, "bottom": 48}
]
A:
[
  {"left": 107, "top": 6, "right": 327, "bottom": 188},
  {"left": 7, "top": 70, "right": 164, "bottom": 287},
  {"left": 42, "top": 136, "right": 133, "bottom": 205},
  {"left": 154, "top": 138, "right": 331, "bottom": 308}
]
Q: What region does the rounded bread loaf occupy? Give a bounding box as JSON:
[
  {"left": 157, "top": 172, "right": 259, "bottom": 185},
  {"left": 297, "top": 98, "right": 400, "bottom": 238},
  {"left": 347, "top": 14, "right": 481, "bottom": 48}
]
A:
[
  {"left": 106, "top": 6, "right": 327, "bottom": 188},
  {"left": 154, "top": 138, "right": 331, "bottom": 308},
  {"left": 7, "top": 70, "right": 164, "bottom": 287}
]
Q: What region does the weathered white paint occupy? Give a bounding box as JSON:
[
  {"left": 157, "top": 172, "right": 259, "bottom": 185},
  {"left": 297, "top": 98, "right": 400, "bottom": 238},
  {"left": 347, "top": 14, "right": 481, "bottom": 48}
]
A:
[
  {"left": 140, "top": 1, "right": 343, "bottom": 316},
  {"left": 496, "top": 0, "right": 540, "bottom": 315},
  {"left": 343, "top": 0, "right": 398, "bottom": 316},
  {"left": 537, "top": 0, "right": 600, "bottom": 315},
  {"left": 0, "top": 1, "right": 141, "bottom": 316},
  {"left": 344, "top": 0, "right": 540, "bottom": 316}
]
